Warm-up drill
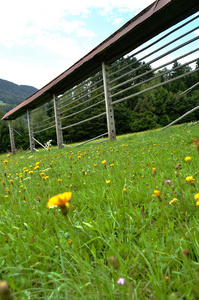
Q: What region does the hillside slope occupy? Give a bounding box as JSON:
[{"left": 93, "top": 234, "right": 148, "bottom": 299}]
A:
[{"left": 0, "top": 78, "right": 38, "bottom": 112}]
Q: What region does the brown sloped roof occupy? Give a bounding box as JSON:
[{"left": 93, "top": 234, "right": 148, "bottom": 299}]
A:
[{"left": 2, "top": 0, "right": 199, "bottom": 120}]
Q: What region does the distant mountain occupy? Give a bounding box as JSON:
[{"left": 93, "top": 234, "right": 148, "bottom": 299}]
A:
[{"left": 0, "top": 78, "right": 38, "bottom": 113}]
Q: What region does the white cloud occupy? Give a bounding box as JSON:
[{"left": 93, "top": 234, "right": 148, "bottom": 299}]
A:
[
  {"left": 0, "top": 0, "right": 153, "bottom": 47},
  {"left": 0, "top": 56, "right": 69, "bottom": 89},
  {"left": 0, "top": 0, "right": 154, "bottom": 88}
]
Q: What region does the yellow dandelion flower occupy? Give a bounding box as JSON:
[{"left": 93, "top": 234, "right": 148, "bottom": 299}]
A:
[
  {"left": 169, "top": 198, "right": 178, "bottom": 205},
  {"left": 194, "top": 193, "right": 199, "bottom": 200},
  {"left": 106, "top": 180, "right": 111, "bottom": 184},
  {"left": 185, "top": 157, "right": 191, "bottom": 162},
  {"left": 186, "top": 176, "right": 195, "bottom": 182},
  {"left": 102, "top": 160, "right": 106, "bottom": 165},
  {"left": 123, "top": 188, "right": 127, "bottom": 193},
  {"left": 194, "top": 193, "right": 199, "bottom": 205},
  {"left": 47, "top": 192, "right": 72, "bottom": 215},
  {"left": 153, "top": 190, "right": 160, "bottom": 197}
]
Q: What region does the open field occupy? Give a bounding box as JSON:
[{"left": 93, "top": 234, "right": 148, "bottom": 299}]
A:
[{"left": 0, "top": 124, "right": 199, "bottom": 299}]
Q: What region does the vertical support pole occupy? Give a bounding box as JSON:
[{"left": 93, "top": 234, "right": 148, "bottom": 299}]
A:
[
  {"left": 54, "top": 94, "right": 63, "bottom": 148},
  {"left": 8, "top": 120, "right": 16, "bottom": 154},
  {"left": 27, "top": 110, "right": 35, "bottom": 152},
  {"left": 102, "top": 62, "right": 116, "bottom": 140}
]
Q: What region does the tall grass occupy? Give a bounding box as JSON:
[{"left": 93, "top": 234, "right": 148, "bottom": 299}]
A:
[{"left": 0, "top": 123, "right": 199, "bottom": 299}]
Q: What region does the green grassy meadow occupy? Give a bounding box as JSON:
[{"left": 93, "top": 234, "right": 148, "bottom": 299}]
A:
[{"left": 1, "top": 124, "right": 199, "bottom": 299}]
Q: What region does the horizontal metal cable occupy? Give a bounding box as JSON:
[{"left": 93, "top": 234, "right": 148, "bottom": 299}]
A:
[
  {"left": 110, "top": 51, "right": 199, "bottom": 98},
  {"left": 33, "top": 119, "right": 55, "bottom": 130},
  {"left": 60, "top": 99, "right": 105, "bottom": 120},
  {"left": 61, "top": 111, "right": 106, "bottom": 130},
  {"left": 59, "top": 86, "right": 103, "bottom": 110},
  {"left": 162, "top": 105, "right": 199, "bottom": 130},
  {"left": 32, "top": 114, "right": 55, "bottom": 126},
  {"left": 33, "top": 124, "right": 56, "bottom": 134},
  {"left": 58, "top": 77, "right": 103, "bottom": 107},
  {"left": 31, "top": 103, "right": 54, "bottom": 117},
  {"left": 59, "top": 71, "right": 103, "bottom": 100},
  {"left": 177, "top": 81, "right": 199, "bottom": 99},
  {"left": 60, "top": 91, "right": 104, "bottom": 115},
  {"left": 108, "top": 13, "right": 199, "bottom": 71},
  {"left": 111, "top": 68, "right": 198, "bottom": 106},
  {"left": 109, "top": 34, "right": 199, "bottom": 85},
  {"left": 75, "top": 132, "right": 108, "bottom": 146},
  {"left": 109, "top": 25, "right": 198, "bottom": 79}
]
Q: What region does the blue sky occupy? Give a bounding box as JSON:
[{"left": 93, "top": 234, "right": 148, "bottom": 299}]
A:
[
  {"left": 0, "top": 1, "right": 198, "bottom": 90},
  {"left": 0, "top": 0, "right": 154, "bottom": 89}
]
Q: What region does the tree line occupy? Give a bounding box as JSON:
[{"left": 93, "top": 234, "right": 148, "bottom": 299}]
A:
[{"left": 0, "top": 57, "right": 199, "bottom": 153}]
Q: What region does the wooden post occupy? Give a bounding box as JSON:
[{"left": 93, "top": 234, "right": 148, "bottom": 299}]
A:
[
  {"left": 102, "top": 62, "right": 116, "bottom": 140},
  {"left": 8, "top": 120, "right": 16, "bottom": 154},
  {"left": 54, "top": 94, "right": 63, "bottom": 148},
  {"left": 27, "top": 110, "right": 35, "bottom": 152}
]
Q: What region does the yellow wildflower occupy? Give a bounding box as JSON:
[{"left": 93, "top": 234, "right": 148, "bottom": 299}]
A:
[
  {"left": 186, "top": 176, "right": 195, "bottom": 182},
  {"left": 169, "top": 198, "right": 178, "bottom": 205},
  {"left": 153, "top": 190, "right": 160, "bottom": 197},
  {"left": 185, "top": 157, "right": 191, "bottom": 162},
  {"left": 106, "top": 180, "right": 111, "bottom": 184},
  {"left": 194, "top": 193, "right": 199, "bottom": 206},
  {"left": 47, "top": 192, "right": 72, "bottom": 215},
  {"left": 102, "top": 160, "right": 106, "bottom": 165}
]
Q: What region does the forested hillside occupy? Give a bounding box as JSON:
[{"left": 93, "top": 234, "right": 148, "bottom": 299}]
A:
[
  {"left": 0, "top": 57, "right": 199, "bottom": 154},
  {"left": 0, "top": 78, "right": 38, "bottom": 112}
]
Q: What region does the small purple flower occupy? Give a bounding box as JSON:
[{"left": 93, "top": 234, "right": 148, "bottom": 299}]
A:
[
  {"left": 117, "top": 278, "right": 125, "bottom": 285},
  {"left": 165, "top": 180, "right": 171, "bottom": 186}
]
